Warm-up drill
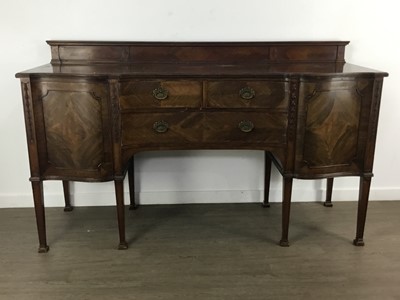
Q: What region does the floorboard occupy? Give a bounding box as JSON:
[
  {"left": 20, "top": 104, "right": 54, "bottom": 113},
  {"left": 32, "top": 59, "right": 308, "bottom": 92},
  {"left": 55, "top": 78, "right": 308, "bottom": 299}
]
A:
[{"left": 0, "top": 201, "right": 399, "bottom": 300}]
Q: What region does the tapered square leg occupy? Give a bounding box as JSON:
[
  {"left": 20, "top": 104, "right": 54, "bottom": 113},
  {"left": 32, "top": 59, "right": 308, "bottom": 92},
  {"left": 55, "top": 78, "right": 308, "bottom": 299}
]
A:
[
  {"left": 263, "top": 152, "right": 272, "bottom": 208},
  {"left": 31, "top": 180, "right": 49, "bottom": 253},
  {"left": 280, "top": 177, "right": 293, "bottom": 247},
  {"left": 128, "top": 157, "right": 138, "bottom": 210},
  {"left": 62, "top": 181, "right": 73, "bottom": 212},
  {"left": 324, "top": 178, "right": 334, "bottom": 207},
  {"left": 353, "top": 176, "right": 371, "bottom": 246},
  {"left": 114, "top": 179, "right": 128, "bottom": 250}
]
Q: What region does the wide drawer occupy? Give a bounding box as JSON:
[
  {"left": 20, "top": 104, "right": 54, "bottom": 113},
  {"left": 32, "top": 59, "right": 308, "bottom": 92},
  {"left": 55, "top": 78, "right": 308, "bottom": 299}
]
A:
[
  {"left": 119, "top": 80, "right": 202, "bottom": 110},
  {"left": 206, "top": 80, "right": 289, "bottom": 109},
  {"left": 122, "top": 112, "right": 287, "bottom": 146}
]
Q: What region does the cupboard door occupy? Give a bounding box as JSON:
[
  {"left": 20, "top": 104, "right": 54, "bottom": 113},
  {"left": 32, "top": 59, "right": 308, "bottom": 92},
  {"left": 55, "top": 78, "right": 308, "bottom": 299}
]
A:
[
  {"left": 295, "top": 79, "right": 373, "bottom": 177},
  {"left": 32, "top": 79, "right": 113, "bottom": 180}
]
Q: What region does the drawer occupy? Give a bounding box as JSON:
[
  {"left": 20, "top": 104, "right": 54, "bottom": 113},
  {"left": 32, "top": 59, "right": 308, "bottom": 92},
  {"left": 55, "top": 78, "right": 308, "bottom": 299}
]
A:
[
  {"left": 122, "top": 111, "right": 288, "bottom": 147},
  {"left": 122, "top": 112, "right": 203, "bottom": 146},
  {"left": 203, "top": 112, "right": 287, "bottom": 144},
  {"left": 206, "top": 80, "right": 289, "bottom": 109},
  {"left": 119, "top": 80, "right": 202, "bottom": 110}
]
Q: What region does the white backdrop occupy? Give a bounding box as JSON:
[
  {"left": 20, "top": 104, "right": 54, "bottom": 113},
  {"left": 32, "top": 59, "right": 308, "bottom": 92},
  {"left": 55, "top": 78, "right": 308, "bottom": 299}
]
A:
[{"left": 1, "top": 0, "right": 399, "bottom": 208}]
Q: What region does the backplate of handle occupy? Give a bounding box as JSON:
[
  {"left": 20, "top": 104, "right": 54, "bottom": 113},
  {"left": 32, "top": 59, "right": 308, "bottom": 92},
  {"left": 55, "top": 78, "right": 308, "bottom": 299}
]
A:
[
  {"left": 153, "top": 120, "right": 169, "bottom": 133},
  {"left": 153, "top": 87, "right": 169, "bottom": 100},
  {"left": 239, "top": 87, "right": 255, "bottom": 100},
  {"left": 238, "top": 120, "right": 254, "bottom": 133}
]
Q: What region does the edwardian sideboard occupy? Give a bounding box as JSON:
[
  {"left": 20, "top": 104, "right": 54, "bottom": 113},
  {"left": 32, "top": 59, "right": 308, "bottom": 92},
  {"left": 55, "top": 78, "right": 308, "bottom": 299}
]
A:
[{"left": 16, "top": 41, "right": 388, "bottom": 252}]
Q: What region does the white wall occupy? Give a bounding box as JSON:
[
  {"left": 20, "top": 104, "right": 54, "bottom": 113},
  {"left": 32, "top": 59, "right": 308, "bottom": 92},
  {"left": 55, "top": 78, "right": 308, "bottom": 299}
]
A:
[{"left": 1, "top": 0, "right": 399, "bottom": 208}]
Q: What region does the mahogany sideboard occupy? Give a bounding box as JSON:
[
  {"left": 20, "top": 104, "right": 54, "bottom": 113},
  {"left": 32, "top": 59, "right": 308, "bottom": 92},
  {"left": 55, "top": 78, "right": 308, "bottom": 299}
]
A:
[{"left": 16, "top": 41, "right": 388, "bottom": 252}]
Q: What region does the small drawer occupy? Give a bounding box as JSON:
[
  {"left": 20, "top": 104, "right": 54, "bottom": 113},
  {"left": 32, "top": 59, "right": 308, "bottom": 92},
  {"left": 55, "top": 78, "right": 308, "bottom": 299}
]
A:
[
  {"left": 203, "top": 112, "right": 287, "bottom": 144},
  {"left": 122, "top": 112, "right": 203, "bottom": 146},
  {"left": 206, "top": 80, "right": 289, "bottom": 109},
  {"left": 119, "top": 80, "right": 202, "bottom": 110}
]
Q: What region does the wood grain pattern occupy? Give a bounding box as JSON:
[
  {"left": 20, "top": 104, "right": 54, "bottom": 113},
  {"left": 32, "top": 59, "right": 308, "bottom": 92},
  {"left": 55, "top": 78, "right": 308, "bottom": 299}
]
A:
[
  {"left": 207, "top": 80, "right": 289, "bottom": 109},
  {"left": 42, "top": 90, "right": 104, "bottom": 170},
  {"left": 46, "top": 41, "right": 349, "bottom": 65},
  {"left": 120, "top": 80, "right": 202, "bottom": 110},
  {"left": 122, "top": 112, "right": 287, "bottom": 147},
  {"left": 122, "top": 112, "right": 203, "bottom": 146},
  {"left": 303, "top": 88, "right": 361, "bottom": 168},
  {"left": 203, "top": 112, "right": 287, "bottom": 144}
]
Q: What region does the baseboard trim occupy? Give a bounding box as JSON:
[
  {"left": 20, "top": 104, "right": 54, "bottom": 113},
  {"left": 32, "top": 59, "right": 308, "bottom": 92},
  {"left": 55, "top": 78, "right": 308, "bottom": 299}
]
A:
[{"left": 1, "top": 188, "right": 399, "bottom": 208}]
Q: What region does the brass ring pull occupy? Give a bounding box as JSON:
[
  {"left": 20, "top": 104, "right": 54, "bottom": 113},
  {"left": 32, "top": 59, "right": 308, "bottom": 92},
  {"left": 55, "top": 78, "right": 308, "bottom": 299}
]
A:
[
  {"left": 153, "top": 87, "right": 169, "bottom": 100},
  {"left": 153, "top": 120, "right": 169, "bottom": 133},
  {"left": 238, "top": 120, "right": 254, "bottom": 133},
  {"left": 239, "top": 87, "right": 255, "bottom": 100}
]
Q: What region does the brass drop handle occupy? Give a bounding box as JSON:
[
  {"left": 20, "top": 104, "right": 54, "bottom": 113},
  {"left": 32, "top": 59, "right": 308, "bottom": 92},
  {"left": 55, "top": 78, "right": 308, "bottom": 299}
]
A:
[
  {"left": 153, "top": 120, "right": 169, "bottom": 133},
  {"left": 238, "top": 120, "right": 254, "bottom": 133},
  {"left": 153, "top": 87, "right": 169, "bottom": 100},
  {"left": 239, "top": 87, "right": 255, "bottom": 100}
]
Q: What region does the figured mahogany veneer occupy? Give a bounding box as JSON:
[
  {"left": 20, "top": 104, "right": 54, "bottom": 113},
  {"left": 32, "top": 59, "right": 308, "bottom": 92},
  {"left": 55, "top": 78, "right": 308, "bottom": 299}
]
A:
[
  {"left": 16, "top": 41, "right": 387, "bottom": 252},
  {"left": 120, "top": 80, "right": 203, "bottom": 109}
]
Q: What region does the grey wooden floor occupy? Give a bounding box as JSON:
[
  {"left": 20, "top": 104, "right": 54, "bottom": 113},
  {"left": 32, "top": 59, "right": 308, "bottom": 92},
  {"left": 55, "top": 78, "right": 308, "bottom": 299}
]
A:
[{"left": 0, "top": 201, "right": 400, "bottom": 300}]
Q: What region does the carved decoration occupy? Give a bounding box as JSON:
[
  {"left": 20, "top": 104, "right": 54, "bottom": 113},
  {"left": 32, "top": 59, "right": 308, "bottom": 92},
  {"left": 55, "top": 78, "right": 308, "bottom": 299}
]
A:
[
  {"left": 109, "top": 80, "right": 120, "bottom": 142},
  {"left": 89, "top": 91, "right": 102, "bottom": 101},
  {"left": 287, "top": 79, "right": 299, "bottom": 139},
  {"left": 369, "top": 80, "right": 383, "bottom": 141},
  {"left": 22, "top": 82, "right": 34, "bottom": 143}
]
